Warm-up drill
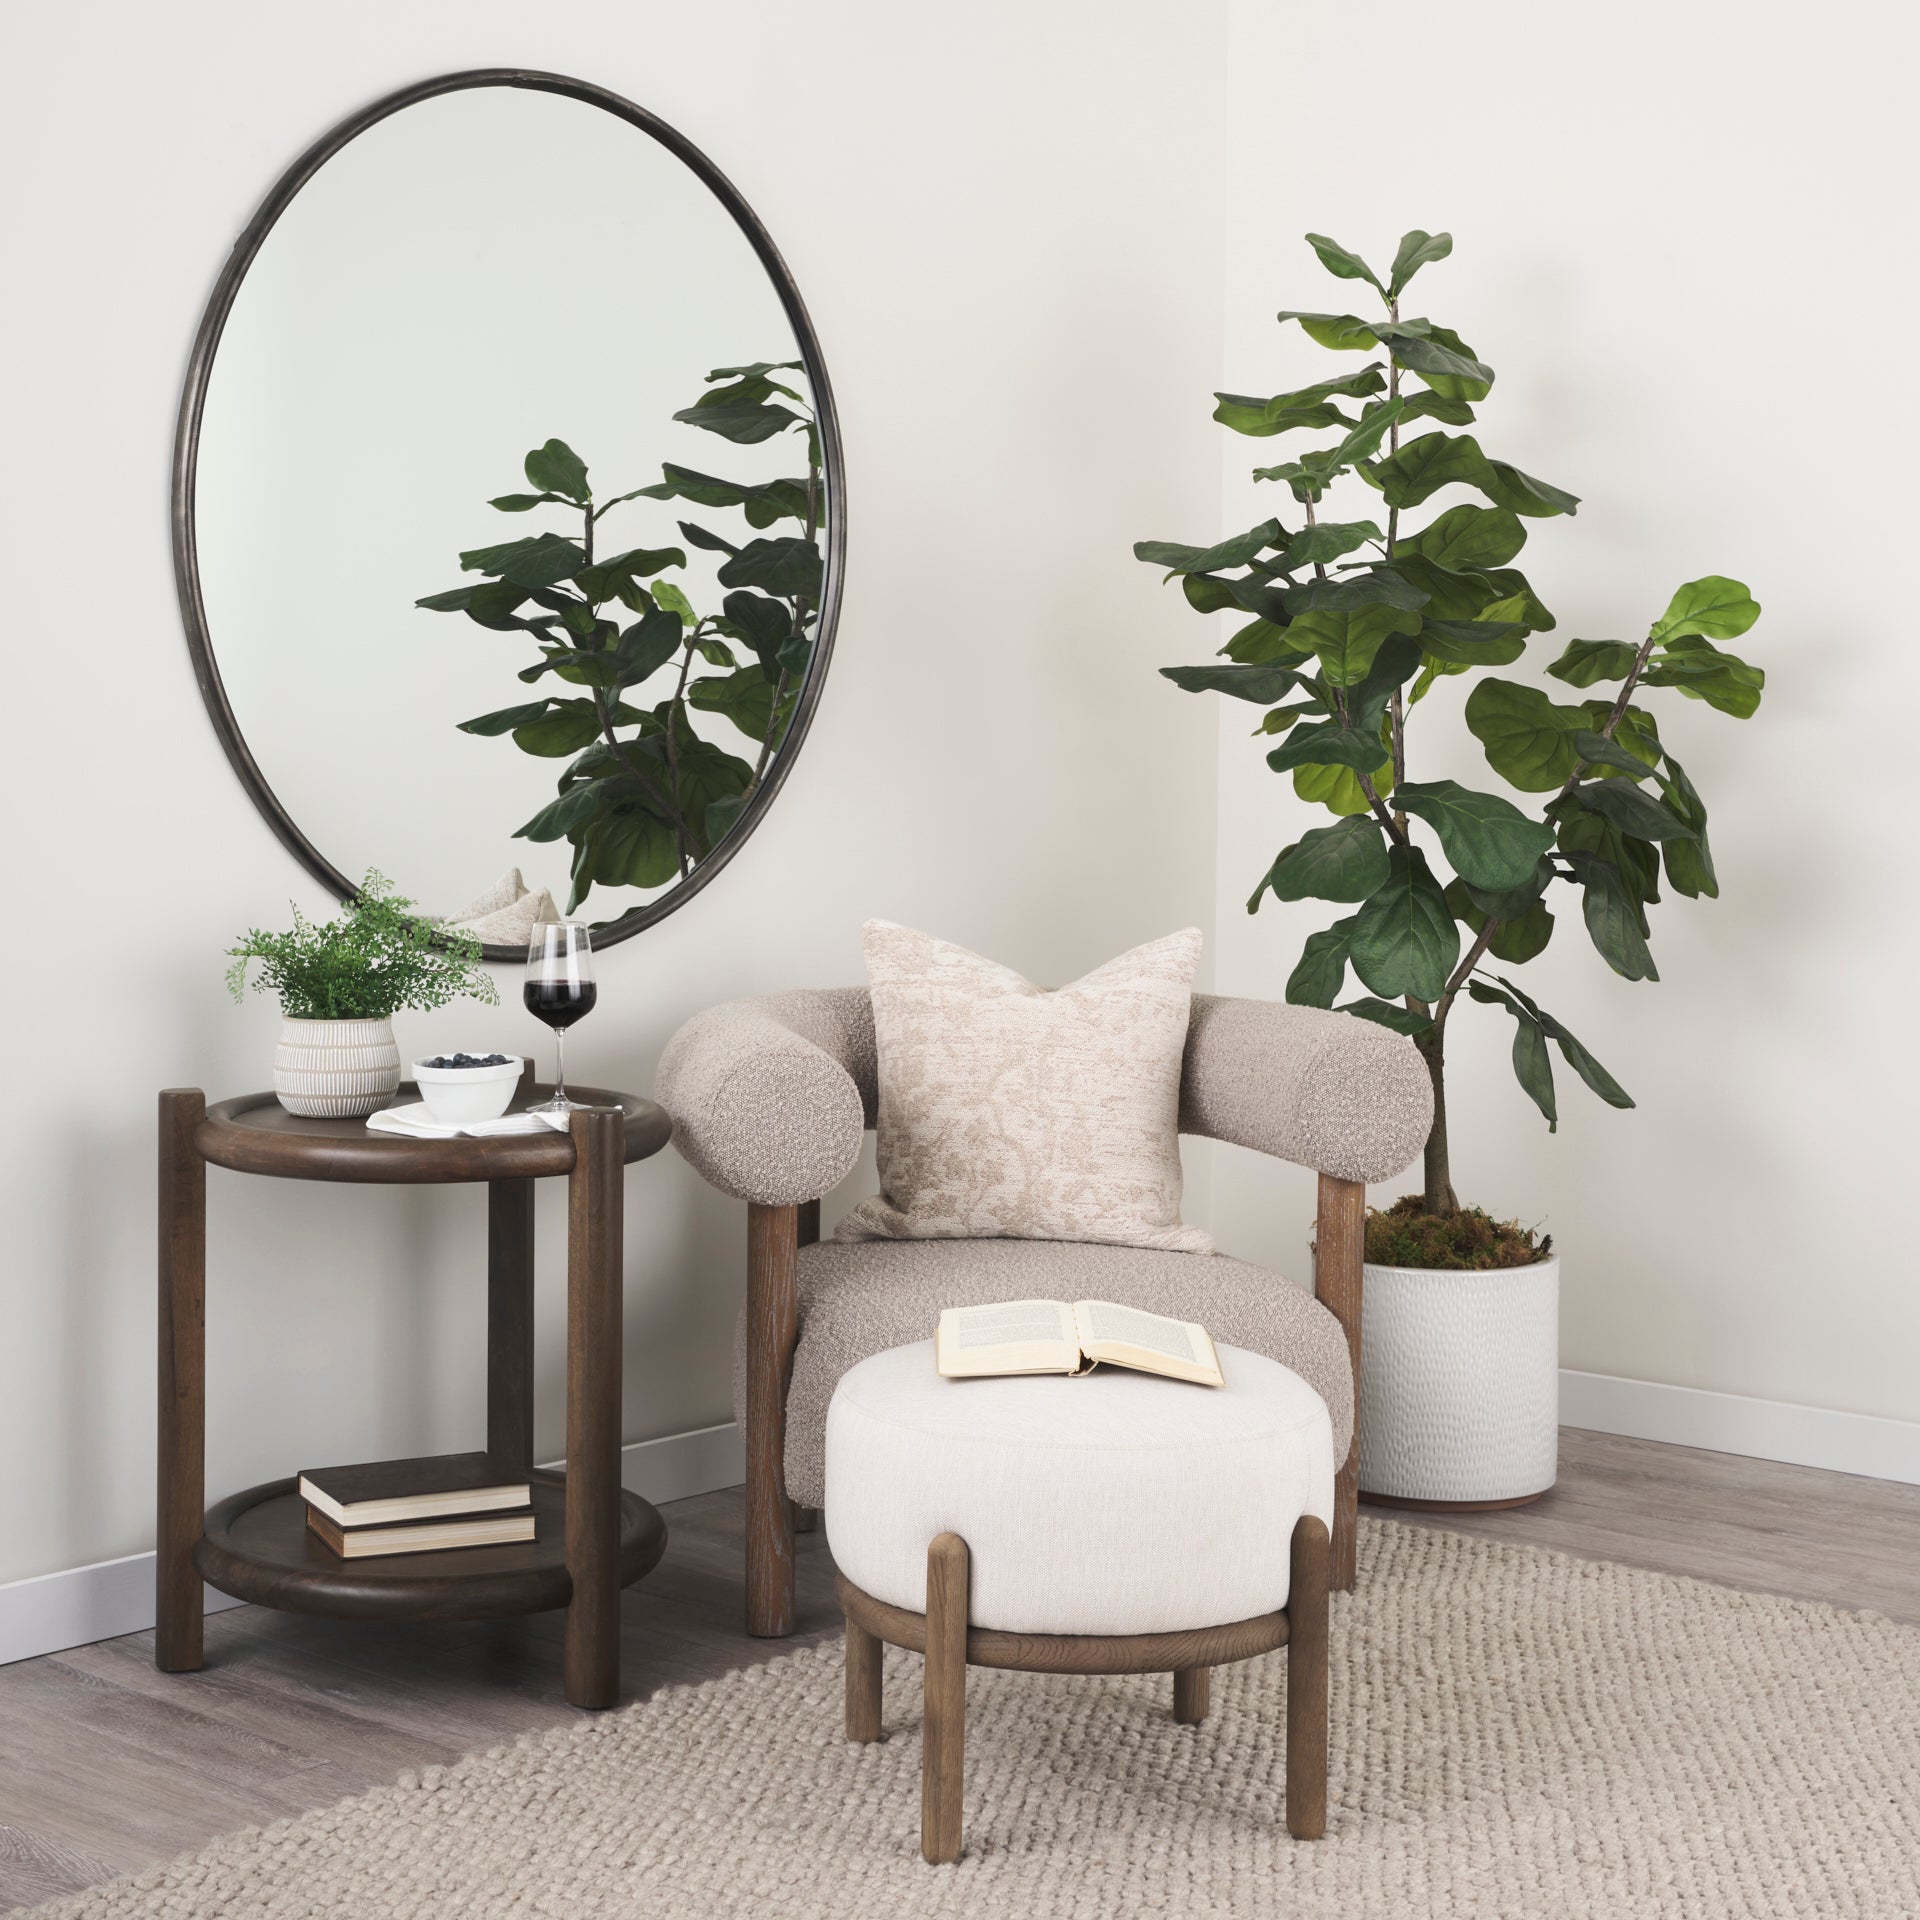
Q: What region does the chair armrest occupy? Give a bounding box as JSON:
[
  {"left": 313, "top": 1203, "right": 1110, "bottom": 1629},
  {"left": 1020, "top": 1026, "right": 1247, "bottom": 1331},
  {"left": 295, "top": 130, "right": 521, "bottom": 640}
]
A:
[
  {"left": 655, "top": 990, "right": 874, "bottom": 1206},
  {"left": 1179, "top": 995, "right": 1432, "bottom": 1186}
]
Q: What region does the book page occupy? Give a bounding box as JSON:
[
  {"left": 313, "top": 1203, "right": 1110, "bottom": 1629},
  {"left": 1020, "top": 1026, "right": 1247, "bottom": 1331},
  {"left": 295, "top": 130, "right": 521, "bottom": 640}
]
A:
[
  {"left": 1073, "top": 1300, "right": 1223, "bottom": 1386},
  {"left": 936, "top": 1299, "right": 1080, "bottom": 1378}
]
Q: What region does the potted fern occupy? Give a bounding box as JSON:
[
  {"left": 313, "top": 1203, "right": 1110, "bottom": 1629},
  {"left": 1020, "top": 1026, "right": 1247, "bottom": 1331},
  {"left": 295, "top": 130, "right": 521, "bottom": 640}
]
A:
[
  {"left": 1137, "top": 229, "right": 1763, "bottom": 1507},
  {"left": 227, "top": 872, "right": 498, "bottom": 1117}
]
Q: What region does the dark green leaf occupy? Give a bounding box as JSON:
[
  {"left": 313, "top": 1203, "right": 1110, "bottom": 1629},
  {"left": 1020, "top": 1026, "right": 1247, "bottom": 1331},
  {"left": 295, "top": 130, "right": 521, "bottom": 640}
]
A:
[
  {"left": 1658, "top": 752, "right": 1719, "bottom": 899},
  {"left": 1396, "top": 779, "right": 1556, "bottom": 890},
  {"left": 705, "top": 794, "right": 748, "bottom": 846},
  {"left": 1481, "top": 461, "right": 1580, "bottom": 518},
  {"left": 1566, "top": 854, "right": 1659, "bottom": 980},
  {"left": 1484, "top": 972, "right": 1633, "bottom": 1110},
  {"left": 1134, "top": 519, "right": 1285, "bottom": 576},
  {"left": 1463, "top": 858, "right": 1555, "bottom": 920},
  {"left": 1547, "top": 639, "right": 1639, "bottom": 688},
  {"left": 1221, "top": 617, "right": 1305, "bottom": 664},
  {"left": 1417, "top": 617, "right": 1528, "bottom": 667},
  {"left": 1285, "top": 604, "right": 1422, "bottom": 687},
  {"left": 1337, "top": 997, "right": 1432, "bottom": 1036},
  {"left": 523, "top": 439, "right": 590, "bottom": 503},
  {"left": 1649, "top": 576, "right": 1761, "bottom": 644},
  {"left": 1275, "top": 310, "right": 1380, "bottom": 351},
  {"left": 687, "top": 663, "right": 779, "bottom": 741},
  {"left": 589, "top": 808, "right": 682, "bottom": 890},
  {"left": 1161, "top": 661, "right": 1318, "bottom": 703},
  {"left": 718, "top": 591, "right": 794, "bottom": 668},
  {"left": 1267, "top": 719, "right": 1397, "bottom": 775},
  {"left": 717, "top": 537, "right": 824, "bottom": 599},
  {"left": 1182, "top": 573, "right": 1243, "bottom": 614},
  {"left": 678, "top": 520, "right": 740, "bottom": 557},
  {"left": 1370, "top": 431, "right": 1494, "bottom": 509},
  {"left": 1642, "top": 636, "right": 1765, "bottom": 717},
  {"left": 1279, "top": 520, "right": 1383, "bottom": 569},
  {"left": 672, "top": 398, "right": 802, "bottom": 444},
  {"left": 1392, "top": 391, "right": 1478, "bottom": 428},
  {"left": 1267, "top": 815, "right": 1391, "bottom": 903},
  {"left": 512, "top": 700, "right": 603, "bottom": 758},
  {"left": 636, "top": 464, "right": 814, "bottom": 527},
  {"left": 1349, "top": 845, "right": 1459, "bottom": 1003},
  {"left": 1570, "top": 777, "right": 1696, "bottom": 842},
  {"left": 489, "top": 491, "right": 568, "bottom": 513},
  {"left": 1409, "top": 503, "right": 1527, "bottom": 573},
  {"left": 1285, "top": 916, "right": 1357, "bottom": 1003},
  {"left": 459, "top": 533, "right": 587, "bottom": 589},
  {"left": 514, "top": 779, "right": 622, "bottom": 844},
  {"left": 613, "top": 608, "right": 685, "bottom": 690},
  {"left": 1283, "top": 568, "right": 1429, "bottom": 615},
  {"left": 1305, "top": 232, "right": 1384, "bottom": 293},
  {"left": 575, "top": 546, "right": 687, "bottom": 602},
  {"left": 1477, "top": 567, "right": 1556, "bottom": 632},
  {"left": 1392, "top": 322, "right": 1493, "bottom": 400},
  {"left": 457, "top": 700, "right": 552, "bottom": 737},
  {"left": 1388, "top": 230, "right": 1452, "bottom": 297},
  {"left": 1463, "top": 679, "right": 1585, "bottom": 790},
  {"left": 1570, "top": 729, "right": 1657, "bottom": 778},
  {"left": 1212, "top": 392, "right": 1348, "bottom": 437},
  {"left": 1465, "top": 977, "right": 1558, "bottom": 1129}
]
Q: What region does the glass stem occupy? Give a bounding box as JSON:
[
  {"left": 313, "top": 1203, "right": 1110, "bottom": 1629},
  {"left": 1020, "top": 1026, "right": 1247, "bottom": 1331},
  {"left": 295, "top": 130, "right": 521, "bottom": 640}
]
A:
[{"left": 554, "top": 1027, "right": 567, "bottom": 1103}]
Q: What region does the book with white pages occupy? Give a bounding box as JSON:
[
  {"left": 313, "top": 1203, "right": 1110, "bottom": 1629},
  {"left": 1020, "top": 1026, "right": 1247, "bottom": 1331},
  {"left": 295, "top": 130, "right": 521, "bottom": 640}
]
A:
[
  {"left": 935, "top": 1297, "right": 1224, "bottom": 1388},
  {"left": 366, "top": 1103, "right": 570, "bottom": 1140}
]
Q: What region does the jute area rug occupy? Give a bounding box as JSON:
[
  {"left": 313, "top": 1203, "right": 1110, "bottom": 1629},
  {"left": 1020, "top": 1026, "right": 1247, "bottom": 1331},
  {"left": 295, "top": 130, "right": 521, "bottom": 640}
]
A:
[{"left": 34, "top": 1520, "right": 1920, "bottom": 1919}]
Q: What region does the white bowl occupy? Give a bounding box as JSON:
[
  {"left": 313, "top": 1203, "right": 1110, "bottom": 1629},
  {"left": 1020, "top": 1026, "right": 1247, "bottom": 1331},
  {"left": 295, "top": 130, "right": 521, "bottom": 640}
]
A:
[{"left": 412, "top": 1055, "right": 524, "bottom": 1125}]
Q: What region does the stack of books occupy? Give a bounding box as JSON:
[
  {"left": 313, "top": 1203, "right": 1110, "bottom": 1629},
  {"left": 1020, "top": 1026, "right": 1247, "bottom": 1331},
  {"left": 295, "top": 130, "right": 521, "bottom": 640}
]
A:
[{"left": 299, "top": 1452, "right": 536, "bottom": 1559}]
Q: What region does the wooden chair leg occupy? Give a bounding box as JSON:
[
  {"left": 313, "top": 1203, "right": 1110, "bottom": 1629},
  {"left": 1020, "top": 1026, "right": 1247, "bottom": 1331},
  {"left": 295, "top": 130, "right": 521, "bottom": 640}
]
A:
[
  {"left": 922, "top": 1533, "right": 969, "bottom": 1865},
  {"left": 845, "top": 1615, "right": 883, "bottom": 1742},
  {"left": 792, "top": 1501, "right": 819, "bottom": 1534},
  {"left": 1286, "top": 1513, "right": 1330, "bottom": 1840},
  {"left": 1315, "top": 1172, "right": 1365, "bottom": 1593},
  {"left": 1173, "top": 1666, "right": 1211, "bottom": 1724},
  {"left": 745, "top": 1202, "right": 800, "bottom": 1637}
]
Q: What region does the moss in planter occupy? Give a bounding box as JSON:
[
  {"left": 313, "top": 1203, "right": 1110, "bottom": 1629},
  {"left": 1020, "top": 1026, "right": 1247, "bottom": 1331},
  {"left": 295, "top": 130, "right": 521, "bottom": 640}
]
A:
[{"left": 1363, "top": 1194, "right": 1551, "bottom": 1272}]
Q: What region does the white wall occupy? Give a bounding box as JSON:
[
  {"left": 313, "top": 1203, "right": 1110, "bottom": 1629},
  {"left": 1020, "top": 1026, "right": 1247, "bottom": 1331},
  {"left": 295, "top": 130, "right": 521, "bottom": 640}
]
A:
[
  {"left": 0, "top": 0, "right": 1225, "bottom": 1585},
  {"left": 1209, "top": 0, "right": 1920, "bottom": 1427}
]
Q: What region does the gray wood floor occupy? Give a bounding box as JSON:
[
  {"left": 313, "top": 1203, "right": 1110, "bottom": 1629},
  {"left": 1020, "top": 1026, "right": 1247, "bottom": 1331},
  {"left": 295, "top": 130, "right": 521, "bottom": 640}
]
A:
[{"left": 2, "top": 1427, "right": 1915, "bottom": 1912}]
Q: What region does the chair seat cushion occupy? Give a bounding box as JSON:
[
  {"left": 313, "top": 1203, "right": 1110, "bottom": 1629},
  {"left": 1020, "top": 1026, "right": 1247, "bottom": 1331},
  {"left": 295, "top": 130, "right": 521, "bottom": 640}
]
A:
[
  {"left": 734, "top": 1236, "right": 1353, "bottom": 1509},
  {"left": 825, "top": 1340, "right": 1334, "bottom": 1633}
]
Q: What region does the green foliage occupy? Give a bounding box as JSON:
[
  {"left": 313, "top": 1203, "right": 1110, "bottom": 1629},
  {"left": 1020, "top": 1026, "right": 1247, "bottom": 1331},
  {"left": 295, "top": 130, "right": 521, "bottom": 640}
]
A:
[
  {"left": 1139, "top": 228, "right": 1764, "bottom": 1201},
  {"left": 226, "top": 872, "right": 498, "bottom": 1022},
  {"left": 418, "top": 363, "right": 824, "bottom": 918}
]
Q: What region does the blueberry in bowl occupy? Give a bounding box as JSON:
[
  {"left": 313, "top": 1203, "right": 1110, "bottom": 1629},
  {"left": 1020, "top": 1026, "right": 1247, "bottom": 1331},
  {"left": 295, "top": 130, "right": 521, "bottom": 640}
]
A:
[{"left": 412, "top": 1053, "right": 524, "bottom": 1125}]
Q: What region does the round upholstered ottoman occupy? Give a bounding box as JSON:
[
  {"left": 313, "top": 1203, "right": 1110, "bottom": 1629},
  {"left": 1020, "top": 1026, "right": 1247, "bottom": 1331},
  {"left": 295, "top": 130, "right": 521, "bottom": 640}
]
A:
[{"left": 825, "top": 1340, "right": 1335, "bottom": 1862}]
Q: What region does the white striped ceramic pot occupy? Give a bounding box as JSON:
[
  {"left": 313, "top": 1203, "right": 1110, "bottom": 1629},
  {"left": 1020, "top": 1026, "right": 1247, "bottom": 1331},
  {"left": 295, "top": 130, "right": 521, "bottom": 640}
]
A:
[
  {"left": 272, "top": 1016, "right": 402, "bottom": 1118},
  {"left": 1357, "top": 1256, "right": 1560, "bottom": 1508}
]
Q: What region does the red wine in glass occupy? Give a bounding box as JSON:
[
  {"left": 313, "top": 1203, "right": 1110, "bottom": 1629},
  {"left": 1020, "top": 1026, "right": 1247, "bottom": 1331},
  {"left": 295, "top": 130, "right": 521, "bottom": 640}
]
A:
[{"left": 525, "top": 922, "right": 595, "bottom": 1113}]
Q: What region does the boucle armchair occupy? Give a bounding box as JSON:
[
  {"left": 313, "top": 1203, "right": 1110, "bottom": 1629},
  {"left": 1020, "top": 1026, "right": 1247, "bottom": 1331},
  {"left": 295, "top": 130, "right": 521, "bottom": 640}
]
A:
[{"left": 656, "top": 988, "right": 1431, "bottom": 1636}]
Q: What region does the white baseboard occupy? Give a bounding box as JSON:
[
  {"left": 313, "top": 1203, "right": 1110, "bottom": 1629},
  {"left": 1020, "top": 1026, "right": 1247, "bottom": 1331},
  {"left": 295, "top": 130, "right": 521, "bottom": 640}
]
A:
[
  {"left": 0, "top": 1421, "right": 747, "bottom": 1670},
  {"left": 1560, "top": 1370, "right": 1920, "bottom": 1486}
]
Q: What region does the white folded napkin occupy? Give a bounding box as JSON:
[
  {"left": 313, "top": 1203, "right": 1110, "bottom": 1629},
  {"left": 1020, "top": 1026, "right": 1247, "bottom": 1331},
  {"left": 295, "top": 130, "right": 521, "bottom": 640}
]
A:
[{"left": 367, "top": 1102, "right": 569, "bottom": 1140}]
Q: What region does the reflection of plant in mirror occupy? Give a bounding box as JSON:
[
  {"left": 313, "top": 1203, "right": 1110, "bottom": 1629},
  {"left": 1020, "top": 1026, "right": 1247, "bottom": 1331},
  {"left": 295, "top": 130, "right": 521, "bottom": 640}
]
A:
[
  {"left": 1138, "top": 230, "right": 1764, "bottom": 1220},
  {"left": 417, "top": 362, "right": 824, "bottom": 915},
  {"left": 226, "top": 870, "right": 498, "bottom": 1020}
]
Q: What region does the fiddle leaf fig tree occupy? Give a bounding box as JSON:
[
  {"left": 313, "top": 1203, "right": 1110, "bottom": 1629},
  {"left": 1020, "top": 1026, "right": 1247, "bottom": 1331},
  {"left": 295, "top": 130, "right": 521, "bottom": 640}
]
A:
[
  {"left": 418, "top": 361, "right": 824, "bottom": 916},
  {"left": 1139, "top": 230, "right": 1763, "bottom": 1216}
]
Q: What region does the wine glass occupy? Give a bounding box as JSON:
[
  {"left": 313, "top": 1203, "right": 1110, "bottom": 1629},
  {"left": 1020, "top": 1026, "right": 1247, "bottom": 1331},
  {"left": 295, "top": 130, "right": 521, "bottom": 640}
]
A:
[{"left": 524, "top": 922, "right": 597, "bottom": 1114}]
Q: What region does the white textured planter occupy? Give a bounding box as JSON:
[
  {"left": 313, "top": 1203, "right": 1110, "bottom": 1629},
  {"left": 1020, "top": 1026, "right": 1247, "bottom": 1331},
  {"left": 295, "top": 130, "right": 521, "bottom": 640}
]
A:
[
  {"left": 272, "top": 1017, "right": 402, "bottom": 1118},
  {"left": 1357, "top": 1256, "right": 1560, "bottom": 1507}
]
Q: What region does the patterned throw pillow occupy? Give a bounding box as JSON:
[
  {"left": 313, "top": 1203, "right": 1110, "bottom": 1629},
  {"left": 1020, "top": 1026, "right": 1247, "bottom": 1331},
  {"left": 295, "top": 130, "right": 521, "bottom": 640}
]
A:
[{"left": 835, "top": 921, "right": 1212, "bottom": 1253}]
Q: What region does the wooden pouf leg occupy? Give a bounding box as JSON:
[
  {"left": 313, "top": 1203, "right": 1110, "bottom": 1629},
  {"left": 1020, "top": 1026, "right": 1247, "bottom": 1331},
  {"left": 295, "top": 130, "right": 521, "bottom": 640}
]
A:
[
  {"left": 845, "top": 1616, "right": 883, "bottom": 1742},
  {"left": 922, "top": 1533, "right": 969, "bottom": 1864},
  {"left": 1173, "top": 1667, "right": 1211, "bottom": 1724},
  {"left": 1286, "top": 1514, "right": 1330, "bottom": 1840}
]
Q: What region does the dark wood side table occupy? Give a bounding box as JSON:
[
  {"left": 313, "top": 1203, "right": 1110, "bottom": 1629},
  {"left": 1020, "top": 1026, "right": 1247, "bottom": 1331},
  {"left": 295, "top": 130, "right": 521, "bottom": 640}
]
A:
[{"left": 156, "top": 1070, "right": 673, "bottom": 1709}]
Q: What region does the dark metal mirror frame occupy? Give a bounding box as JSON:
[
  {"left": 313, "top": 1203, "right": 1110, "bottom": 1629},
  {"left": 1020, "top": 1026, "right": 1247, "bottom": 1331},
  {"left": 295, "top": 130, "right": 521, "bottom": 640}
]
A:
[{"left": 171, "top": 68, "right": 846, "bottom": 959}]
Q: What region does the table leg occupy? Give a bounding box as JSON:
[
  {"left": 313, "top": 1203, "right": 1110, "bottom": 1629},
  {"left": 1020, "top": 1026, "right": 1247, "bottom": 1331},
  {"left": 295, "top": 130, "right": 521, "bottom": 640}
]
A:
[
  {"left": 157, "top": 1089, "right": 206, "bottom": 1673},
  {"left": 487, "top": 1178, "right": 536, "bottom": 1477},
  {"left": 565, "top": 1108, "right": 624, "bottom": 1709}
]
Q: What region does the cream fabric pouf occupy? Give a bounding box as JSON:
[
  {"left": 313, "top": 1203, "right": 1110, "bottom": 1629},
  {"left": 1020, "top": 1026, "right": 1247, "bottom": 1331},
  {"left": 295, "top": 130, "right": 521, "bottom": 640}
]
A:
[{"left": 824, "top": 1340, "right": 1334, "bottom": 1635}]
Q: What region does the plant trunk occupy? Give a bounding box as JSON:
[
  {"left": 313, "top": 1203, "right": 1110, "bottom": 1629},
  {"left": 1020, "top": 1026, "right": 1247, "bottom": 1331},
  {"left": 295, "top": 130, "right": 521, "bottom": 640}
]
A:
[{"left": 1416, "top": 1027, "right": 1458, "bottom": 1215}]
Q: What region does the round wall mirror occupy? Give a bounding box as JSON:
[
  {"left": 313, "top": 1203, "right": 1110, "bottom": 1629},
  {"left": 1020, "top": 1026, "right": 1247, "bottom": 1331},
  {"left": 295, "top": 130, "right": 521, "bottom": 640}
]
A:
[{"left": 175, "top": 70, "right": 844, "bottom": 956}]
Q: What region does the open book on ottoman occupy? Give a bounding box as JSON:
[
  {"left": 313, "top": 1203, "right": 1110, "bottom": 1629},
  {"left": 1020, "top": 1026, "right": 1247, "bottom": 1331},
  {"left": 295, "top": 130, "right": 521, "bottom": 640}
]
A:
[{"left": 935, "top": 1298, "right": 1223, "bottom": 1387}]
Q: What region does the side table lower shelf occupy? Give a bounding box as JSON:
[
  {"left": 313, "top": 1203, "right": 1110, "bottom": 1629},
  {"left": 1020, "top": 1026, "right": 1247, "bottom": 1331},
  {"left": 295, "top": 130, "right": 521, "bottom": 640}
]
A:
[{"left": 196, "top": 1470, "right": 667, "bottom": 1624}]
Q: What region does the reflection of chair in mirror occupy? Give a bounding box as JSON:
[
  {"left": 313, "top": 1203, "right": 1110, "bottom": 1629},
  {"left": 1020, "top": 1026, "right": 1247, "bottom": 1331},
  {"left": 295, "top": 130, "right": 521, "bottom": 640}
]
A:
[{"left": 656, "top": 987, "right": 1433, "bottom": 1635}]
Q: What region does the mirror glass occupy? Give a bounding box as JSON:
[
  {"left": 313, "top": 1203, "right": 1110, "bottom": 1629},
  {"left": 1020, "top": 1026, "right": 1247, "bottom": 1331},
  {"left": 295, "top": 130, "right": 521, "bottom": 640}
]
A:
[{"left": 189, "top": 81, "right": 837, "bottom": 951}]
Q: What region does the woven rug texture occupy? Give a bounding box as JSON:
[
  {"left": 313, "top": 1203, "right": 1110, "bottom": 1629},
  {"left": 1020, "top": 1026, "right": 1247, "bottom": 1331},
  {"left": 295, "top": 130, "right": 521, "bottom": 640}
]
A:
[{"left": 31, "top": 1519, "right": 1920, "bottom": 1919}]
